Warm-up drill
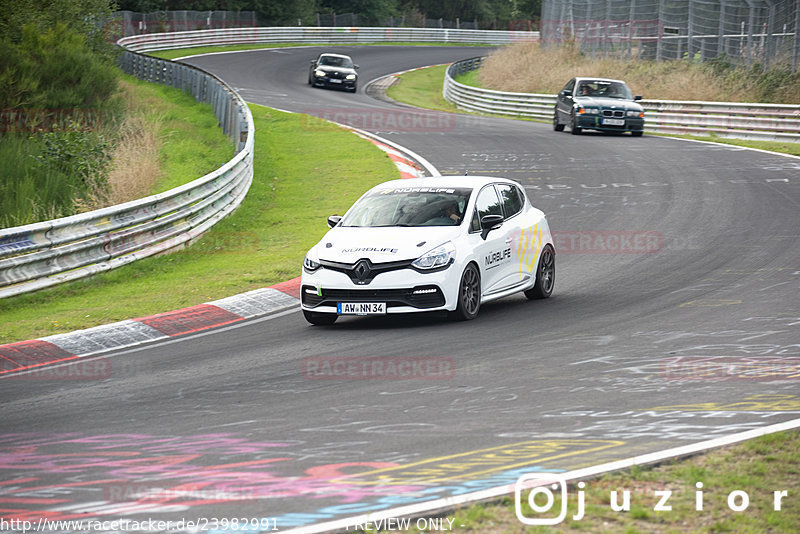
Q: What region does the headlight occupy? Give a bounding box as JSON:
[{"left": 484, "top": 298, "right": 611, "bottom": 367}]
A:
[
  {"left": 303, "top": 254, "right": 320, "bottom": 272},
  {"left": 627, "top": 110, "right": 644, "bottom": 117},
  {"left": 345, "top": 74, "right": 357, "bottom": 80},
  {"left": 577, "top": 107, "right": 599, "bottom": 115},
  {"left": 412, "top": 242, "right": 455, "bottom": 270},
  {"left": 314, "top": 69, "right": 326, "bottom": 77}
]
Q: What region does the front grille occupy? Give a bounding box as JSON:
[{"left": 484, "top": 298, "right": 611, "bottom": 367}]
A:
[
  {"left": 603, "top": 110, "right": 624, "bottom": 118},
  {"left": 302, "top": 285, "right": 445, "bottom": 309},
  {"left": 320, "top": 258, "right": 414, "bottom": 285}
]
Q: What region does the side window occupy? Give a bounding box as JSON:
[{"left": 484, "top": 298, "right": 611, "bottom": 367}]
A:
[
  {"left": 562, "top": 79, "right": 574, "bottom": 93},
  {"left": 470, "top": 185, "right": 502, "bottom": 233},
  {"left": 497, "top": 184, "right": 523, "bottom": 218}
]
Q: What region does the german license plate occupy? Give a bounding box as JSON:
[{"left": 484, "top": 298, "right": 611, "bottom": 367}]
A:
[
  {"left": 337, "top": 302, "right": 386, "bottom": 315},
  {"left": 602, "top": 118, "right": 625, "bottom": 126},
  {"left": 329, "top": 79, "right": 342, "bottom": 83}
]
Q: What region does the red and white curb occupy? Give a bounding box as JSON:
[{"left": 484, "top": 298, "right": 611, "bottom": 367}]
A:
[
  {"left": 0, "top": 279, "right": 301, "bottom": 377},
  {"left": 352, "top": 128, "right": 437, "bottom": 179}
]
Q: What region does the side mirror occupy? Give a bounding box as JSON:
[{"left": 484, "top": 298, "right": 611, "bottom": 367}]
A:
[
  {"left": 480, "top": 214, "right": 503, "bottom": 240},
  {"left": 562, "top": 89, "right": 572, "bottom": 97},
  {"left": 634, "top": 95, "right": 642, "bottom": 101},
  {"left": 354, "top": 64, "right": 360, "bottom": 70},
  {"left": 327, "top": 215, "right": 342, "bottom": 228}
]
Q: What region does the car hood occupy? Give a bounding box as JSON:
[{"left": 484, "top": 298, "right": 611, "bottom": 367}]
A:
[
  {"left": 315, "top": 226, "right": 461, "bottom": 263},
  {"left": 317, "top": 66, "right": 356, "bottom": 75},
  {"left": 575, "top": 96, "right": 642, "bottom": 110}
]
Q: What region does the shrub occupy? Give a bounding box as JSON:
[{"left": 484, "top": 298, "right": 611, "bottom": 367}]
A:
[{"left": 1, "top": 24, "right": 119, "bottom": 111}]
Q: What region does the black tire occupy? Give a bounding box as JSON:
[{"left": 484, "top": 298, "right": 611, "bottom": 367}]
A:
[
  {"left": 349, "top": 84, "right": 357, "bottom": 93},
  {"left": 451, "top": 263, "right": 481, "bottom": 321},
  {"left": 303, "top": 309, "right": 338, "bottom": 325},
  {"left": 631, "top": 130, "right": 643, "bottom": 137},
  {"left": 570, "top": 113, "right": 582, "bottom": 135},
  {"left": 525, "top": 244, "right": 555, "bottom": 299},
  {"left": 553, "top": 112, "right": 564, "bottom": 132}
]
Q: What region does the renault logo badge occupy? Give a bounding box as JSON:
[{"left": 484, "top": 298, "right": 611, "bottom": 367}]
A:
[{"left": 354, "top": 259, "right": 370, "bottom": 283}]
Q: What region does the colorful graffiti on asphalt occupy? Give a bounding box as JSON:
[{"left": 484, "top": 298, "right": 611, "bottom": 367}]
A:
[
  {"left": 0, "top": 433, "right": 422, "bottom": 522},
  {"left": 0, "top": 433, "right": 625, "bottom": 527}
]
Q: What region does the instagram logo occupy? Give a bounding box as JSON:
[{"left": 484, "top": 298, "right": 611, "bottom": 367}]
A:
[{"left": 515, "top": 473, "right": 572, "bottom": 525}]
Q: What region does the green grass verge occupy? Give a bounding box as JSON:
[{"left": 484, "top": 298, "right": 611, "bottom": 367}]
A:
[
  {"left": 120, "top": 74, "right": 234, "bottom": 193},
  {"left": 385, "top": 65, "right": 457, "bottom": 113},
  {"left": 0, "top": 103, "right": 397, "bottom": 343},
  {"left": 389, "top": 65, "right": 800, "bottom": 157},
  {"left": 0, "top": 133, "right": 84, "bottom": 227},
  {"left": 394, "top": 429, "right": 799, "bottom": 533},
  {"left": 453, "top": 68, "right": 482, "bottom": 88}
]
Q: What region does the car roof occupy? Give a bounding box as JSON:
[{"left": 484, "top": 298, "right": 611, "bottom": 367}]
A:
[
  {"left": 575, "top": 77, "right": 628, "bottom": 85},
  {"left": 319, "top": 53, "right": 352, "bottom": 60},
  {"left": 371, "top": 175, "right": 523, "bottom": 191}
]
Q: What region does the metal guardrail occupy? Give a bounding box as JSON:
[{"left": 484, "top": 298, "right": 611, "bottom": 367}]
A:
[
  {"left": 444, "top": 57, "right": 800, "bottom": 142},
  {"left": 0, "top": 49, "right": 254, "bottom": 299},
  {"left": 116, "top": 26, "right": 538, "bottom": 52}
]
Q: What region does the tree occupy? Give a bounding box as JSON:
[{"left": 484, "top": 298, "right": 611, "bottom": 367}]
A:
[
  {"left": 319, "top": 0, "right": 397, "bottom": 25},
  {"left": 253, "top": 0, "right": 319, "bottom": 25}
]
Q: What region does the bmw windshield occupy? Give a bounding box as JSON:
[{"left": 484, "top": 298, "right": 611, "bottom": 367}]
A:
[
  {"left": 340, "top": 187, "right": 472, "bottom": 227},
  {"left": 577, "top": 81, "right": 633, "bottom": 99},
  {"left": 319, "top": 56, "right": 353, "bottom": 68}
]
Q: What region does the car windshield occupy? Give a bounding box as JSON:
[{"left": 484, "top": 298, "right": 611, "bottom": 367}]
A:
[
  {"left": 576, "top": 81, "right": 633, "bottom": 99},
  {"left": 319, "top": 56, "right": 353, "bottom": 68},
  {"left": 341, "top": 187, "right": 472, "bottom": 227}
]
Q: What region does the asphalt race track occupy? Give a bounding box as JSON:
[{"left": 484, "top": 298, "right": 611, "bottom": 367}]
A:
[{"left": 1, "top": 46, "right": 799, "bottom": 531}]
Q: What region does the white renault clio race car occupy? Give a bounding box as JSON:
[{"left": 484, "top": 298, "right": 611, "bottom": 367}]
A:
[{"left": 301, "top": 176, "right": 555, "bottom": 325}]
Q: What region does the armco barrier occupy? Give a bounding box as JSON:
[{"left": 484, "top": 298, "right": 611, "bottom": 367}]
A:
[
  {"left": 116, "top": 26, "right": 538, "bottom": 52},
  {"left": 0, "top": 49, "right": 254, "bottom": 299},
  {"left": 444, "top": 57, "right": 800, "bottom": 143}
]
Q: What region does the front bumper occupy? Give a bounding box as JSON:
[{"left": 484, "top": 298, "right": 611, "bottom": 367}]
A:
[
  {"left": 301, "top": 266, "right": 457, "bottom": 314},
  {"left": 312, "top": 76, "right": 356, "bottom": 90},
  {"left": 576, "top": 115, "right": 644, "bottom": 132}
]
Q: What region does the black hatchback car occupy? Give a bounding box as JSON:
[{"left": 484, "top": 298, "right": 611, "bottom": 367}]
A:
[
  {"left": 308, "top": 53, "right": 359, "bottom": 92},
  {"left": 554, "top": 78, "right": 644, "bottom": 136}
]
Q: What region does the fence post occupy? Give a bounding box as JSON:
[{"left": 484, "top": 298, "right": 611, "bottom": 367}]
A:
[
  {"left": 764, "top": 0, "right": 775, "bottom": 71},
  {"left": 795, "top": 1, "right": 800, "bottom": 72}
]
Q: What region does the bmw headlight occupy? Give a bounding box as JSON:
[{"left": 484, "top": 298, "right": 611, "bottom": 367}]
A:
[
  {"left": 304, "top": 254, "right": 320, "bottom": 272},
  {"left": 412, "top": 242, "right": 455, "bottom": 270},
  {"left": 627, "top": 110, "right": 644, "bottom": 117},
  {"left": 577, "top": 106, "right": 599, "bottom": 115},
  {"left": 314, "top": 69, "right": 326, "bottom": 77},
  {"left": 345, "top": 74, "right": 357, "bottom": 80}
]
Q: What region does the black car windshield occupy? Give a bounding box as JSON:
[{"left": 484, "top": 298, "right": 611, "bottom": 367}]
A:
[
  {"left": 576, "top": 81, "right": 633, "bottom": 99},
  {"left": 319, "top": 56, "right": 353, "bottom": 68},
  {"left": 341, "top": 187, "right": 472, "bottom": 227}
]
